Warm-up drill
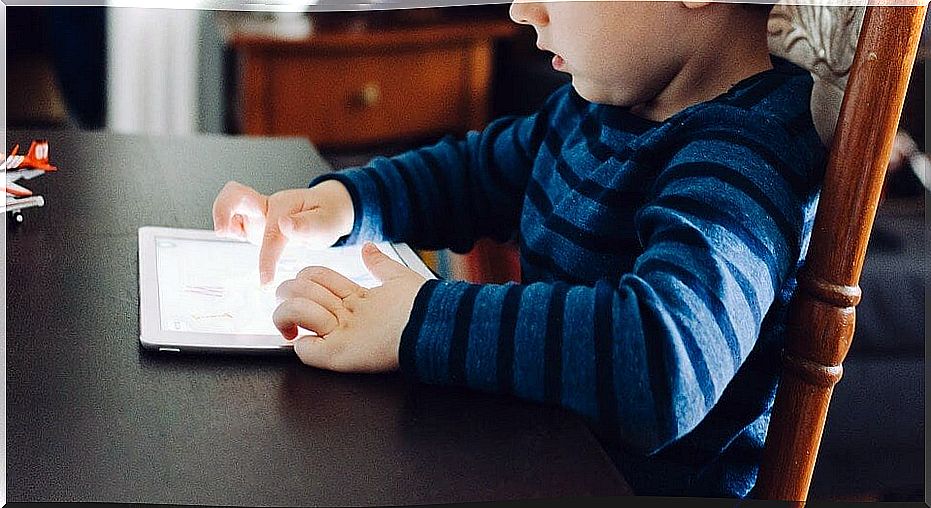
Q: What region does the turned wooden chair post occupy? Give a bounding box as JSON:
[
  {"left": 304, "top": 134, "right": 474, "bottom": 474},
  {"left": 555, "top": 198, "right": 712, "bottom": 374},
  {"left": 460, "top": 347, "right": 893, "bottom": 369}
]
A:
[{"left": 754, "top": 4, "right": 927, "bottom": 503}]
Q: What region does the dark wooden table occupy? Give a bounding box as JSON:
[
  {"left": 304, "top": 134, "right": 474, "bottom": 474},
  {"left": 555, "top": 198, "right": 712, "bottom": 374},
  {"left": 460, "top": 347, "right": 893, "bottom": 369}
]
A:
[{"left": 6, "top": 130, "right": 631, "bottom": 505}]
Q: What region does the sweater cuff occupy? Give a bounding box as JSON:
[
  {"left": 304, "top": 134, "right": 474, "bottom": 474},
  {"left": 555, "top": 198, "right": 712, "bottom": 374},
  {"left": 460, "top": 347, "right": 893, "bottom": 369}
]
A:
[
  {"left": 398, "top": 278, "right": 441, "bottom": 380},
  {"left": 398, "top": 277, "right": 517, "bottom": 394},
  {"left": 309, "top": 169, "right": 385, "bottom": 245},
  {"left": 398, "top": 278, "right": 478, "bottom": 384}
]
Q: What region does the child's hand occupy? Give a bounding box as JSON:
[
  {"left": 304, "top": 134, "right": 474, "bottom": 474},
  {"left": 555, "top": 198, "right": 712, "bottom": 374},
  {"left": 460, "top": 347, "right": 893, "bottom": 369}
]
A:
[
  {"left": 212, "top": 180, "right": 354, "bottom": 285},
  {"left": 272, "top": 243, "right": 428, "bottom": 373}
]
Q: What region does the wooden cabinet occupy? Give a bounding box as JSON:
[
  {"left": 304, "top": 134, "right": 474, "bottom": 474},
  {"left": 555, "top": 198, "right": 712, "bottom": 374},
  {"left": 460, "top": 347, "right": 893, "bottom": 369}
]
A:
[{"left": 229, "top": 16, "right": 518, "bottom": 151}]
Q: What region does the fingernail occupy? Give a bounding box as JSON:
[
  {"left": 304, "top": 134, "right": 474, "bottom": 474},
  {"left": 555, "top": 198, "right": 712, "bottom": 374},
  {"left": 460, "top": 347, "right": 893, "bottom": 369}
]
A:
[{"left": 363, "top": 242, "right": 376, "bottom": 254}]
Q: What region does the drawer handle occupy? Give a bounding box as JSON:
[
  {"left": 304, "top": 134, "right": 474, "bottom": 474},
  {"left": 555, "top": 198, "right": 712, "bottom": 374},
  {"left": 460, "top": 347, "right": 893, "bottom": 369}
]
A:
[{"left": 352, "top": 82, "right": 382, "bottom": 108}]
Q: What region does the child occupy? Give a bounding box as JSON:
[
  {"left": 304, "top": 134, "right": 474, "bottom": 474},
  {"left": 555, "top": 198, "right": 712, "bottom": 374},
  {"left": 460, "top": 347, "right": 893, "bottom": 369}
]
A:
[{"left": 212, "top": 1, "right": 826, "bottom": 498}]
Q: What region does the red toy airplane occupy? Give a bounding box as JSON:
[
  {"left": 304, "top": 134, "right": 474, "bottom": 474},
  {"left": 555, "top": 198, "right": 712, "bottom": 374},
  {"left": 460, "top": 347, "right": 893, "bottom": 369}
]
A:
[
  {"left": 3, "top": 139, "right": 58, "bottom": 172},
  {"left": 5, "top": 139, "right": 57, "bottom": 198}
]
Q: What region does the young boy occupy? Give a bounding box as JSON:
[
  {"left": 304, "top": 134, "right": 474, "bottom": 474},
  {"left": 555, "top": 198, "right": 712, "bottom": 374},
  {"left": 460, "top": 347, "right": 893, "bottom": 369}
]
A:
[{"left": 212, "top": 1, "right": 826, "bottom": 498}]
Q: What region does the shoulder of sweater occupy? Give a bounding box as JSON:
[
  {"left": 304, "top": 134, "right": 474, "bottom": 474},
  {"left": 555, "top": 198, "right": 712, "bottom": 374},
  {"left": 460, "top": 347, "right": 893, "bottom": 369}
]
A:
[
  {"left": 662, "top": 89, "right": 822, "bottom": 158},
  {"left": 670, "top": 63, "right": 814, "bottom": 124},
  {"left": 647, "top": 89, "right": 828, "bottom": 196}
]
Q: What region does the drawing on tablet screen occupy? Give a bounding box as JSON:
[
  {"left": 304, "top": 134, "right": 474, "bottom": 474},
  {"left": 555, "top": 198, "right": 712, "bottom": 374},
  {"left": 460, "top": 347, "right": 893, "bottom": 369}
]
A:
[
  {"left": 155, "top": 237, "right": 400, "bottom": 335},
  {"left": 183, "top": 285, "right": 224, "bottom": 298}
]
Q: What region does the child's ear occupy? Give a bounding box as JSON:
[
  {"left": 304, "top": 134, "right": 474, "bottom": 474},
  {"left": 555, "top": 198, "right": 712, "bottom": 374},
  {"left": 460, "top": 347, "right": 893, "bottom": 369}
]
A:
[{"left": 681, "top": 1, "right": 712, "bottom": 8}]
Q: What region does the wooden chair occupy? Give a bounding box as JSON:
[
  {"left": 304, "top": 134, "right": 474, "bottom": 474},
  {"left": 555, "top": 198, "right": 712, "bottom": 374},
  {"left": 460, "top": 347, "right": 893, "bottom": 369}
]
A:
[{"left": 755, "top": 2, "right": 927, "bottom": 503}]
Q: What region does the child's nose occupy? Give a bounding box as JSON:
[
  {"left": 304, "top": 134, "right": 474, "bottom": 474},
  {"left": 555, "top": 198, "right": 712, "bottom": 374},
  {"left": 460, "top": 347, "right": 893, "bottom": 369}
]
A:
[{"left": 509, "top": 0, "right": 549, "bottom": 27}]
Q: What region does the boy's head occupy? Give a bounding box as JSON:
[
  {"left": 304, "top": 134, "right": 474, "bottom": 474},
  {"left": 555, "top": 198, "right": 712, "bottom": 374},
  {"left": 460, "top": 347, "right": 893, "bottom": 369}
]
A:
[{"left": 510, "top": 1, "right": 775, "bottom": 117}]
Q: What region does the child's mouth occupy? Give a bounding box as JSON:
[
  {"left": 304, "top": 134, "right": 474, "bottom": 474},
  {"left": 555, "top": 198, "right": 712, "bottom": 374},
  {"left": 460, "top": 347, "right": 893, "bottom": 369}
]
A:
[{"left": 552, "top": 54, "right": 566, "bottom": 71}]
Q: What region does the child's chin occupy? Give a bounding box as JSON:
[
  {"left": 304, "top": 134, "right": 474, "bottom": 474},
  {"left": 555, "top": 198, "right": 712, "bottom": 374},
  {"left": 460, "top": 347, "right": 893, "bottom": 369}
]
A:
[
  {"left": 571, "top": 80, "right": 623, "bottom": 107},
  {"left": 569, "top": 80, "right": 597, "bottom": 102}
]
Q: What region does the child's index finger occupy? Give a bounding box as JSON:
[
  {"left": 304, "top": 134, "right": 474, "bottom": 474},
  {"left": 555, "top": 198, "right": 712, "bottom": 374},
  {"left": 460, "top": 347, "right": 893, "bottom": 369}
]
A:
[
  {"left": 258, "top": 224, "right": 288, "bottom": 286},
  {"left": 296, "top": 265, "right": 360, "bottom": 299}
]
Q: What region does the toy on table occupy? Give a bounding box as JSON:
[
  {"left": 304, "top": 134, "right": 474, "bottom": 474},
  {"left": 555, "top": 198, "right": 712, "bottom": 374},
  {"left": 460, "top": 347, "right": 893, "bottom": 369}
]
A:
[{"left": 4, "top": 139, "right": 57, "bottom": 225}]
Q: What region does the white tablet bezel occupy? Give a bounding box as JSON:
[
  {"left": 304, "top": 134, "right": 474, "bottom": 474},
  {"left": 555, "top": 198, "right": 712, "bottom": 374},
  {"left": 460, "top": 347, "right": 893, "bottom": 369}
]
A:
[{"left": 138, "top": 226, "right": 436, "bottom": 354}]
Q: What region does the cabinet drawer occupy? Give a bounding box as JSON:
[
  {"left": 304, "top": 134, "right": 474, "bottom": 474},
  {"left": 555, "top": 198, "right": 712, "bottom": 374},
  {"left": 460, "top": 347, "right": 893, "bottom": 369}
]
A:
[{"left": 251, "top": 45, "right": 472, "bottom": 149}]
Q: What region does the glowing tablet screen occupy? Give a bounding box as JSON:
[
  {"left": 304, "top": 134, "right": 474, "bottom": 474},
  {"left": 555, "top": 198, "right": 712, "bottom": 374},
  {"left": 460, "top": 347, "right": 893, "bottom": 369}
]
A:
[{"left": 154, "top": 237, "right": 401, "bottom": 336}]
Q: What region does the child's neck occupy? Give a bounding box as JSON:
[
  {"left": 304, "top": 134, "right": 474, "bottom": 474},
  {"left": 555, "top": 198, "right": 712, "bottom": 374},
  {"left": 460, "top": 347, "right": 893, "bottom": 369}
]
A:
[{"left": 629, "top": 28, "right": 773, "bottom": 122}]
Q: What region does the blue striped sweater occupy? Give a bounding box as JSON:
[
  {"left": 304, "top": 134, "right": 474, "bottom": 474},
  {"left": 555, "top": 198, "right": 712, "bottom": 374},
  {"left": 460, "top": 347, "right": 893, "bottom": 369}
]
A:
[{"left": 310, "top": 55, "right": 827, "bottom": 498}]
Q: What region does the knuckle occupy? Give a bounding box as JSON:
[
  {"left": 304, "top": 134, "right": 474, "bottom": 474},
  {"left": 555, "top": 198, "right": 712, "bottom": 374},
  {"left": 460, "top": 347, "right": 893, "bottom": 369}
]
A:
[
  {"left": 337, "top": 316, "right": 352, "bottom": 331},
  {"left": 342, "top": 294, "right": 363, "bottom": 313},
  {"left": 263, "top": 226, "right": 281, "bottom": 239},
  {"left": 326, "top": 315, "right": 340, "bottom": 334},
  {"left": 298, "top": 266, "right": 328, "bottom": 281},
  {"left": 333, "top": 307, "right": 351, "bottom": 324}
]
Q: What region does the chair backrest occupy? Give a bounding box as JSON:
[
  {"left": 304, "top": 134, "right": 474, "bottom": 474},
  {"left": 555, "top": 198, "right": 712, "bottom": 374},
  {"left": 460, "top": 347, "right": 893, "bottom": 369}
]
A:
[
  {"left": 755, "top": 3, "right": 927, "bottom": 502},
  {"left": 767, "top": 3, "right": 866, "bottom": 145}
]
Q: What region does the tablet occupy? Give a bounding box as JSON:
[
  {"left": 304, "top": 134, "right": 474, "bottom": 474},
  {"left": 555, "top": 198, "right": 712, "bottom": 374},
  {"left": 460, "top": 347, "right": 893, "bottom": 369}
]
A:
[{"left": 138, "top": 227, "right": 436, "bottom": 353}]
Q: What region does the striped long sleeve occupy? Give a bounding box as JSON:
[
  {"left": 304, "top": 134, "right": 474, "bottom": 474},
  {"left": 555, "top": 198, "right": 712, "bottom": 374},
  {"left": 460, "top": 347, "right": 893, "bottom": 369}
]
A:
[
  {"left": 310, "top": 91, "right": 560, "bottom": 252},
  {"left": 312, "top": 55, "right": 826, "bottom": 498}
]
